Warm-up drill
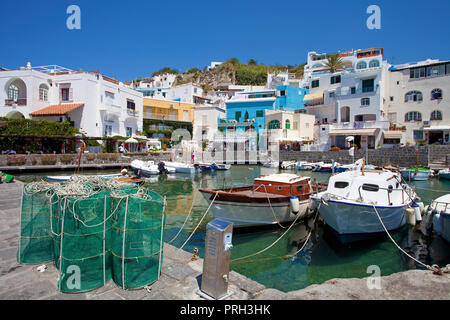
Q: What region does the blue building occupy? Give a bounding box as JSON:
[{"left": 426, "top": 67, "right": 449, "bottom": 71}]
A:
[{"left": 220, "top": 85, "right": 309, "bottom": 135}]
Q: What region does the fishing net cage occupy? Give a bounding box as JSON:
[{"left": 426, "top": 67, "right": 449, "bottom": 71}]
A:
[{"left": 17, "top": 181, "right": 166, "bottom": 293}]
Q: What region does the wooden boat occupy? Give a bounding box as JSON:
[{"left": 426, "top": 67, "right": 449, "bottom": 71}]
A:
[{"left": 199, "top": 173, "right": 327, "bottom": 228}]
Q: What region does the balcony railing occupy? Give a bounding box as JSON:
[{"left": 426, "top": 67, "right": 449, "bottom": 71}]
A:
[
  {"left": 127, "top": 109, "right": 138, "bottom": 117},
  {"left": 144, "top": 112, "right": 178, "bottom": 121},
  {"left": 331, "top": 120, "right": 390, "bottom": 130},
  {"left": 5, "top": 99, "right": 27, "bottom": 106}
]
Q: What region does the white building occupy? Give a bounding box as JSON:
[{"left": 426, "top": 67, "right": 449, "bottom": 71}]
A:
[
  {"left": 302, "top": 48, "right": 392, "bottom": 150},
  {"left": 384, "top": 59, "right": 450, "bottom": 145},
  {"left": 206, "top": 61, "right": 223, "bottom": 71},
  {"left": 265, "top": 110, "right": 315, "bottom": 144},
  {"left": 166, "top": 83, "right": 213, "bottom": 105},
  {"left": 0, "top": 63, "right": 143, "bottom": 138},
  {"left": 192, "top": 104, "right": 226, "bottom": 145},
  {"left": 267, "top": 71, "right": 303, "bottom": 89}
]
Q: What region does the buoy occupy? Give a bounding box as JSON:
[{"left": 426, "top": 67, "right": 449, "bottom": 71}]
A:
[
  {"left": 405, "top": 208, "right": 416, "bottom": 226},
  {"left": 290, "top": 196, "right": 300, "bottom": 215},
  {"left": 412, "top": 202, "right": 422, "bottom": 222}
]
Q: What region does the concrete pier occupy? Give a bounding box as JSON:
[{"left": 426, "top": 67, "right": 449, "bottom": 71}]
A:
[{"left": 0, "top": 180, "right": 449, "bottom": 300}]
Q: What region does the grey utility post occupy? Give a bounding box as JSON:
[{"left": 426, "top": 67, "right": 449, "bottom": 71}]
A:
[{"left": 198, "top": 219, "right": 234, "bottom": 300}]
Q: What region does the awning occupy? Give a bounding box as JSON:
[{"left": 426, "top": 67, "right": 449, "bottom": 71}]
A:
[
  {"left": 304, "top": 91, "right": 324, "bottom": 101},
  {"left": 329, "top": 128, "right": 377, "bottom": 136},
  {"left": 30, "top": 104, "right": 84, "bottom": 116},
  {"left": 423, "top": 126, "right": 450, "bottom": 131},
  {"left": 125, "top": 138, "right": 139, "bottom": 144},
  {"left": 383, "top": 131, "right": 403, "bottom": 139}
]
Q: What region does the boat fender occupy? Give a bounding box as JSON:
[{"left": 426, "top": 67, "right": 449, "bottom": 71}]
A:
[
  {"left": 290, "top": 196, "right": 300, "bottom": 215},
  {"left": 411, "top": 202, "right": 422, "bottom": 222},
  {"left": 405, "top": 208, "right": 416, "bottom": 226},
  {"left": 415, "top": 200, "right": 425, "bottom": 214}
]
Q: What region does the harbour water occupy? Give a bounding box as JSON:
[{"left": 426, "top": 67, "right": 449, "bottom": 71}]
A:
[{"left": 15, "top": 165, "right": 450, "bottom": 293}]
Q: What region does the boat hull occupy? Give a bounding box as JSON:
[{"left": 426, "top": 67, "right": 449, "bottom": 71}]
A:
[
  {"left": 313, "top": 197, "right": 407, "bottom": 240},
  {"left": 433, "top": 212, "right": 450, "bottom": 242},
  {"left": 438, "top": 172, "right": 450, "bottom": 180},
  {"left": 201, "top": 193, "right": 310, "bottom": 228},
  {"left": 401, "top": 170, "right": 431, "bottom": 181}
]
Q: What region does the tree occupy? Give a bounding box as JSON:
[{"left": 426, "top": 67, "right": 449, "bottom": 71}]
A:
[
  {"left": 248, "top": 59, "right": 257, "bottom": 66},
  {"left": 324, "top": 54, "right": 345, "bottom": 74},
  {"left": 225, "top": 57, "right": 240, "bottom": 66}
]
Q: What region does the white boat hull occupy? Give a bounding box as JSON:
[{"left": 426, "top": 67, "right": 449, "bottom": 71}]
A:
[
  {"left": 313, "top": 197, "right": 407, "bottom": 236},
  {"left": 202, "top": 196, "right": 310, "bottom": 228}
]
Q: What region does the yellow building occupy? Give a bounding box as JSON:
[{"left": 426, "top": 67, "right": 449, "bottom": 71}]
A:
[{"left": 143, "top": 98, "right": 195, "bottom": 123}]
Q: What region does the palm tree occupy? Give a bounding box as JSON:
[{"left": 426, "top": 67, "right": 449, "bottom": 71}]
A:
[{"left": 325, "top": 54, "right": 345, "bottom": 74}]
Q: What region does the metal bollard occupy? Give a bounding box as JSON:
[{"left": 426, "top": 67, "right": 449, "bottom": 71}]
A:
[{"left": 199, "top": 219, "right": 233, "bottom": 300}]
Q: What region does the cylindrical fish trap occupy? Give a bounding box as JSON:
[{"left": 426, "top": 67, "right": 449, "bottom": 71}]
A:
[
  {"left": 55, "top": 191, "right": 113, "bottom": 293},
  {"left": 111, "top": 189, "right": 165, "bottom": 290}
]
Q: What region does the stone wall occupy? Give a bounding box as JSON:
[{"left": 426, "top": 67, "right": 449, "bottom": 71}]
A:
[{"left": 0, "top": 152, "right": 171, "bottom": 167}]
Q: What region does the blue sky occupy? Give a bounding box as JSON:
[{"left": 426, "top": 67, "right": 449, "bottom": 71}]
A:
[{"left": 0, "top": 0, "right": 448, "bottom": 81}]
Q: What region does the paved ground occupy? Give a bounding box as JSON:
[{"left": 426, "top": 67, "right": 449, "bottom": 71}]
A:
[{"left": 0, "top": 180, "right": 449, "bottom": 300}]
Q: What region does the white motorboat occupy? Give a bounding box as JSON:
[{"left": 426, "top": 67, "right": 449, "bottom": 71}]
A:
[
  {"left": 263, "top": 159, "right": 279, "bottom": 168},
  {"left": 131, "top": 160, "right": 176, "bottom": 177},
  {"left": 295, "top": 161, "right": 315, "bottom": 171},
  {"left": 199, "top": 173, "right": 327, "bottom": 228},
  {"left": 163, "top": 161, "right": 195, "bottom": 174},
  {"left": 424, "top": 194, "right": 450, "bottom": 242},
  {"left": 280, "top": 161, "right": 297, "bottom": 170},
  {"left": 400, "top": 167, "right": 432, "bottom": 181},
  {"left": 311, "top": 159, "right": 417, "bottom": 242},
  {"left": 214, "top": 163, "right": 231, "bottom": 171}
]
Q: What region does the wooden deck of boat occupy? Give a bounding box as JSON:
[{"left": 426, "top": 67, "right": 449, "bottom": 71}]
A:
[{"left": 226, "top": 189, "right": 288, "bottom": 199}]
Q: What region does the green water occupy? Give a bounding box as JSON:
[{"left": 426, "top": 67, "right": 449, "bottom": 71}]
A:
[{"left": 15, "top": 166, "right": 450, "bottom": 293}]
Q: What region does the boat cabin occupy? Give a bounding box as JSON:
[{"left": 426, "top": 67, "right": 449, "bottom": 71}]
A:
[{"left": 253, "top": 174, "right": 311, "bottom": 197}]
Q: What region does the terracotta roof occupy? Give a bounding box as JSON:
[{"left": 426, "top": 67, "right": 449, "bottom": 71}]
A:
[{"left": 30, "top": 104, "right": 84, "bottom": 116}]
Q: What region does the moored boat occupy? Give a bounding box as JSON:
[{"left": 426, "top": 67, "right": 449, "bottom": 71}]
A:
[
  {"left": 214, "top": 163, "right": 231, "bottom": 171},
  {"left": 199, "top": 173, "right": 327, "bottom": 228},
  {"left": 46, "top": 173, "right": 122, "bottom": 182},
  {"left": 400, "top": 167, "right": 432, "bottom": 181},
  {"left": 163, "top": 161, "right": 196, "bottom": 174},
  {"left": 280, "top": 161, "right": 297, "bottom": 170},
  {"left": 311, "top": 159, "right": 417, "bottom": 242},
  {"left": 438, "top": 168, "right": 450, "bottom": 180},
  {"left": 131, "top": 160, "right": 176, "bottom": 177},
  {"left": 295, "top": 161, "right": 314, "bottom": 171},
  {"left": 424, "top": 194, "right": 450, "bottom": 242}
]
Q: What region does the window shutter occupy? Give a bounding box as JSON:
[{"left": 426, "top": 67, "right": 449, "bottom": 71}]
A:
[{"left": 69, "top": 88, "right": 73, "bottom": 101}]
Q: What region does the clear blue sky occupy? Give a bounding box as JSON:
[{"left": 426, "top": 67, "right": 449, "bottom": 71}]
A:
[{"left": 1, "top": 0, "right": 448, "bottom": 81}]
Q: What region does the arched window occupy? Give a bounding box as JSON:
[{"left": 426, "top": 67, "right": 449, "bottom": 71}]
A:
[
  {"left": 431, "top": 89, "right": 442, "bottom": 100},
  {"left": 8, "top": 84, "right": 19, "bottom": 102},
  {"left": 405, "top": 111, "right": 422, "bottom": 122},
  {"left": 369, "top": 60, "right": 380, "bottom": 68},
  {"left": 39, "top": 84, "right": 49, "bottom": 101},
  {"left": 356, "top": 61, "right": 367, "bottom": 70},
  {"left": 268, "top": 120, "right": 281, "bottom": 129},
  {"left": 405, "top": 91, "right": 423, "bottom": 102},
  {"left": 312, "top": 63, "right": 323, "bottom": 69},
  {"left": 430, "top": 110, "right": 443, "bottom": 121},
  {"left": 361, "top": 98, "right": 370, "bottom": 106},
  {"left": 285, "top": 119, "right": 291, "bottom": 129}
]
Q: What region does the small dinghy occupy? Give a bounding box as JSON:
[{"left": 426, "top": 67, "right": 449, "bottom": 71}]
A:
[
  {"left": 131, "top": 160, "right": 175, "bottom": 177},
  {"left": 163, "top": 161, "right": 196, "bottom": 174},
  {"left": 46, "top": 173, "right": 121, "bottom": 182},
  {"left": 215, "top": 163, "right": 231, "bottom": 171}
]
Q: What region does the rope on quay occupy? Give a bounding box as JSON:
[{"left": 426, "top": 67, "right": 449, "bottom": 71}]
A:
[{"left": 371, "top": 204, "right": 449, "bottom": 275}]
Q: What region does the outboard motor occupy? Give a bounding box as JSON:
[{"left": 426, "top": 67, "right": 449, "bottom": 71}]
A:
[{"left": 158, "top": 162, "right": 169, "bottom": 174}]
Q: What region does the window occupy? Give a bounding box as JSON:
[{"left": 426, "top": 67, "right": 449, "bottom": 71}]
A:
[
  {"left": 8, "top": 84, "right": 19, "bottom": 102},
  {"left": 362, "top": 79, "right": 374, "bottom": 92},
  {"left": 430, "top": 110, "right": 442, "bottom": 121},
  {"left": 361, "top": 98, "right": 370, "bottom": 106},
  {"left": 330, "top": 75, "right": 341, "bottom": 84},
  {"left": 369, "top": 60, "right": 380, "bottom": 68},
  {"left": 390, "top": 96, "right": 394, "bottom": 102},
  {"left": 235, "top": 111, "right": 241, "bottom": 121},
  {"left": 39, "top": 84, "right": 48, "bottom": 101},
  {"left": 431, "top": 89, "right": 442, "bottom": 100},
  {"left": 193, "top": 88, "right": 197, "bottom": 94},
  {"left": 405, "top": 111, "right": 422, "bottom": 122},
  {"left": 362, "top": 184, "right": 379, "bottom": 192},
  {"left": 329, "top": 91, "right": 336, "bottom": 98},
  {"left": 447, "top": 64, "right": 450, "bottom": 75},
  {"left": 413, "top": 130, "right": 424, "bottom": 140},
  {"left": 285, "top": 119, "right": 291, "bottom": 129},
  {"left": 127, "top": 100, "right": 136, "bottom": 115},
  {"left": 279, "top": 90, "right": 286, "bottom": 96},
  {"left": 104, "top": 125, "right": 112, "bottom": 136},
  {"left": 296, "top": 185, "right": 303, "bottom": 192},
  {"left": 426, "top": 65, "right": 445, "bottom": 77},
  {"left": 256, "top": 110, "right": 264, "bottom": 117},
  {"left": 410, "top": 68, "right": 426, "bottom": 79},
  {"left": 335, "top": 181, "right": 349, "bottom": 189},
  {"left": 350, "top": 87, "right": 356, "bottom": 95},
  {"left": 268, "top": 120, "right": 281, "bottom": 129},
  {"left": 356, "top": 61, "right": 367, "bottom": 70},
  {"left": 405, "top": 91, "right": 423, "bottom": 102},
  {"left": 60, "top": 87, "right": 71, "bottom": 102},
  {"left": 126, "top": 127, "right": 133, "bottom": 137},
  {"left": 105, "top": 91, "right": 115, "bottom": 100},
  {"left": 311, "top": 80, "right": 320, "bottom": 88}
]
